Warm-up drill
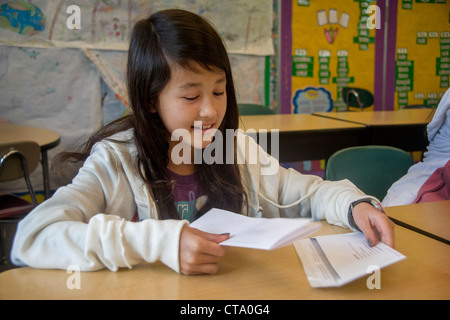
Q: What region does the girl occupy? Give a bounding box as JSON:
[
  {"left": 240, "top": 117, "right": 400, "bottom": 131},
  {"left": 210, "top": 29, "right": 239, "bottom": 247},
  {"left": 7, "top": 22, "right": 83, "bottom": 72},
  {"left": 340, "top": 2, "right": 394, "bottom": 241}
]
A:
[{"left": 12, "top": 9, "right": 394, "bottom": 275}]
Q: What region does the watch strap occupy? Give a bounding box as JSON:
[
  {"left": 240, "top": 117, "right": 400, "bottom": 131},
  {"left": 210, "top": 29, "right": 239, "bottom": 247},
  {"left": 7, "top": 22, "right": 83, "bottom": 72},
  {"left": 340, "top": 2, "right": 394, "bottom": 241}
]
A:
[{"left": 348, "top": 198, "right": 385, "bottom": 231}]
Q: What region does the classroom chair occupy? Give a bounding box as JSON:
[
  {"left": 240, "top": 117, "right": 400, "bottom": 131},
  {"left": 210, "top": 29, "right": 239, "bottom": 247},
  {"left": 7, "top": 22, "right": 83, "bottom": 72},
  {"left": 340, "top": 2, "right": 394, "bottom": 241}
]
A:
[
  {"left": 342, "top": 87, "right": 374, "bottom": 111},
  {"left": 238, "top": 103, "right": 275, "bottom": 115},
  {"left": 325, "top": 145, "right": 415, "bottom": 200},
  {"left": 0, "top": 141, "right": 40, "bottom": 272}
]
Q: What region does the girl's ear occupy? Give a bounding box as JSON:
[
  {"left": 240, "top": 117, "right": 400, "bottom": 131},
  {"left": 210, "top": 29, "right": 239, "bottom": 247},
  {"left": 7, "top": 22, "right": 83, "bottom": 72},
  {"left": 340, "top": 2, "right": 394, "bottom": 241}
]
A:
[{"left": 148, "top": 103, "right": 158, "bottom": 113}]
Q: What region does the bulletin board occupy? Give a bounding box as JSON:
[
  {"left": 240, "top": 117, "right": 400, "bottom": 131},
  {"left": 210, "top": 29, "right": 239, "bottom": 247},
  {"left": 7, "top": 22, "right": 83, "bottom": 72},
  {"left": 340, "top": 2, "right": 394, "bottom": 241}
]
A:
[
  {"left": 0, "top": 0, "right": 274, "bottom": 54},
  {"left": 394, "top": 0, "right": 450, "bottom": 109},
  {"left": 291, "top": 0, "right": 377, "bottom": 113},
  {"left": 0, "top": 0, "right": 275, "bottom": 107}
]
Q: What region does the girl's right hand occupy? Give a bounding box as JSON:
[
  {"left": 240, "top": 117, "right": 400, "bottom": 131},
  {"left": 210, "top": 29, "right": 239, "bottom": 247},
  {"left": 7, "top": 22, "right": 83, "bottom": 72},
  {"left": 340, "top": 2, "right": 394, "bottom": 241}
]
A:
[{"left": 179, "top": 226, "right": 230, "bottom": 275}]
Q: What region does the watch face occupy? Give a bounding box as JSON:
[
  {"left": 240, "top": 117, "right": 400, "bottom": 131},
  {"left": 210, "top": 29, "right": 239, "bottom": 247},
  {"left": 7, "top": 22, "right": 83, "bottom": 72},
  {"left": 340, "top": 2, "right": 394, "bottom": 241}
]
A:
[{"left": 372, "top": 201, "right": 385, "bottom": 213}]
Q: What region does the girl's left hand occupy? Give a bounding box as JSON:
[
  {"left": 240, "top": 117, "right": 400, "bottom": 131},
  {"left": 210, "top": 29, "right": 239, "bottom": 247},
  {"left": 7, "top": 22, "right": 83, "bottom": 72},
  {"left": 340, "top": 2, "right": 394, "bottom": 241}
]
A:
[{"left": 351, "top": 202, "right": 395, "bottom": 248}]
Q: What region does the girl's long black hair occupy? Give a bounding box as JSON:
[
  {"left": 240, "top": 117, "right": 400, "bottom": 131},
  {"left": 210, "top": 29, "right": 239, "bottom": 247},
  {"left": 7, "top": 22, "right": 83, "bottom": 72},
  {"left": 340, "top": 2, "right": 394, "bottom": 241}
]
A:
[{"left": 55, "top": 9, "right": 247, "bottom": 220}]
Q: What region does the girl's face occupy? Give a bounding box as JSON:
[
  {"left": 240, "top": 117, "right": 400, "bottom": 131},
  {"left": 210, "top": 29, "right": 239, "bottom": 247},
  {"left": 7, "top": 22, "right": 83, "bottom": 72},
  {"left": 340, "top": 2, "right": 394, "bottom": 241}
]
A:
[{"left": 156, "top": 64, "right": 227, "bottom": 152}]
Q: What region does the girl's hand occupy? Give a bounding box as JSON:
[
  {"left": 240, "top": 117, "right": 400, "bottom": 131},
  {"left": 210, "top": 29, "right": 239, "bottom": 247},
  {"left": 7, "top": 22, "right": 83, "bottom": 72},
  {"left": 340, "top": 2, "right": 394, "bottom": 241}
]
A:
[
  {"left": 179, "top": 226, "right": 230, "bottom": 275},
  {"left": 352, "top": 202, "right": 395, "bottom": 248}
]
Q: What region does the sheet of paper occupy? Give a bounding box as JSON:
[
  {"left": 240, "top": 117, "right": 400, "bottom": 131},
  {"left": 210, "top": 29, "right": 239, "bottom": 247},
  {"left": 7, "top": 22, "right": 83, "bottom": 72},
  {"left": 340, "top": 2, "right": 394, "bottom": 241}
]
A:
[
  {"left": 190, "top": 208, "right": 320, "bottom": 250},
  {"left": 294, "top": 232, "right": 406, "bottom": 287}
]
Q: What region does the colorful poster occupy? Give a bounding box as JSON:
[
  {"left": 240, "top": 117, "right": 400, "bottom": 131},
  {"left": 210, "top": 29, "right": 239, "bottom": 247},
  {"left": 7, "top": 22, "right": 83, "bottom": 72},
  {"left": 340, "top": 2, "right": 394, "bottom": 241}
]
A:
[
  {"left": 291, "top": 0, "right": 377, "bottom": 113},
  {"left": 395, "top": 0, "right": 449, "bottom": 108}
]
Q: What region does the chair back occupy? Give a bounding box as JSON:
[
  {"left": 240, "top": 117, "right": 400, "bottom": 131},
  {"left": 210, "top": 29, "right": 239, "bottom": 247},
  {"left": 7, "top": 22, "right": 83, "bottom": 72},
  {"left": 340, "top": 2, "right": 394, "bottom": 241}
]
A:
[
  {"left": 326, "top": 145, "right": 415, "bottom": 200},
  {"left": 0, "top": 141, "right": 40, "bottom": 206},
  {"left": 238, "top": 103, "right": 274, "bottom": 115},
  {"left": 0, "top": 141, "right": 40, "bottom": 272},
  {"left": 342, "top": 87, "right": 374, "bottom": 111},
  {"left": 0, "top": 141, "right": 40, "bottom": 182}
]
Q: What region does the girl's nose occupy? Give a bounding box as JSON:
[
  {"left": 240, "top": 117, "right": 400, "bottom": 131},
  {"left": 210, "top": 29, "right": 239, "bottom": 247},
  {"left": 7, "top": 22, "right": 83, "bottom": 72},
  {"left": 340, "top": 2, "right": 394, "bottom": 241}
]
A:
[{"left": 199, "top": 96, "right": 217, "bottom": 118}]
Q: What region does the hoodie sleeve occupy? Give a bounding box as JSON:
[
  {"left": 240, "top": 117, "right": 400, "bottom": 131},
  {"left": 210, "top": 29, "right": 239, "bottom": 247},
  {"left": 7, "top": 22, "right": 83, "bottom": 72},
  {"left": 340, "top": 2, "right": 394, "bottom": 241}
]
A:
[
  {"left": 11, "top": 141, "right": 188, "bottom": 272},
  {"left": 239, "top": 133, "right": 378, "bottom": 229},
  {"left": 270, "top": 165, "right": 377, "bottom": 229}
]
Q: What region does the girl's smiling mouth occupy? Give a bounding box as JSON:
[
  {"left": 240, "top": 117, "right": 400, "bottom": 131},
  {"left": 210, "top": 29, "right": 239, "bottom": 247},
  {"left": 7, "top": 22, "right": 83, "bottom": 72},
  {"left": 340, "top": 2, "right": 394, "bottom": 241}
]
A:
[{"left": 192, "top": 121, "right": 216, "bottom": 134}]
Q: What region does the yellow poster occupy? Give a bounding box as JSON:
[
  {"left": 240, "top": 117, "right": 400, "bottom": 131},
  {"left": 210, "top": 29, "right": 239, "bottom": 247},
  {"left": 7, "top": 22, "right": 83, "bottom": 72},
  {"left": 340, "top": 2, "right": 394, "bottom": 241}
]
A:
[
  {"left": 395, "top": 1, "right": 450, "bottom": 109},
  {"left": 291, "top": 0, "right": 377, "bottom": 113}
]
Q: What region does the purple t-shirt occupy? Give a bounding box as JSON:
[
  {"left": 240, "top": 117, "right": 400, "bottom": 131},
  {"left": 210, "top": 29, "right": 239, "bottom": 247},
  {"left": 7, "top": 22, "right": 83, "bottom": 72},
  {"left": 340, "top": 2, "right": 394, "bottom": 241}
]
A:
[{"left": 167, "top": 170, "right": 207, "bottom": 223}]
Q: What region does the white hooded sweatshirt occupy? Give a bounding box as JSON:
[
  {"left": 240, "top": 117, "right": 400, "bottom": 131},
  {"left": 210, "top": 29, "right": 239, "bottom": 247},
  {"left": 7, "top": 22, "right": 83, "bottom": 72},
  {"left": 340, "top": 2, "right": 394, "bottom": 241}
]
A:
[{"left": 11, "top": 130, "right": 373, "bottom": 273}]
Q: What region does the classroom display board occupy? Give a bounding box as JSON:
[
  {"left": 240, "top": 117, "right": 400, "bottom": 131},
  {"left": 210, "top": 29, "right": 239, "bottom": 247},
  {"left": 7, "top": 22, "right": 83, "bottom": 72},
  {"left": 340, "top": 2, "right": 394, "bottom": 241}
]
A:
[
  {"left": 395, "top": 0, "right": 450, "bottom": 108},
  {"left": 0, "top": 0, "right": 275, "bottom": 105},
  {"left": 0, "top": 0, "right": 274, "bottom": 54},
  {"left": 291, "top": 0, "right": 377, "bottom": 113},
  {"left": 287, "top": 0, "right": 450, "bottom": 113}
]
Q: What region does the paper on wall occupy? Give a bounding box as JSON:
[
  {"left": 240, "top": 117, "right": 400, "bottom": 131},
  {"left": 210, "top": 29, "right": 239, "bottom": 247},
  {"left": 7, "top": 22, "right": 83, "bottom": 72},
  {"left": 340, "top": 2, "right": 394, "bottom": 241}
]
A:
[{"left": 0, "top": 0, "right": 274, "bottom": 56}]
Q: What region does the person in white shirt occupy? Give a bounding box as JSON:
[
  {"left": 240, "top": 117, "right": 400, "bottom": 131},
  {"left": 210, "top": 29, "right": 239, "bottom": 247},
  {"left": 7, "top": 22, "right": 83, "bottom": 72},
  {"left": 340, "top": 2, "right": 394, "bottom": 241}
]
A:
[{"left": 383, "top": 88, "right": 450, "bottom": 207}]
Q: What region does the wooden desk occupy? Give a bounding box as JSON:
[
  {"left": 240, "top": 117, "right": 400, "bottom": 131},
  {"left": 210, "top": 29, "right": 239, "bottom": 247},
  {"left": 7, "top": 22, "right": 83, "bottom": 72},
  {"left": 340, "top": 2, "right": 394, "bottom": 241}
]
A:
[
  {"left": 386, "top": 200, "right": 450, "bottom": 245},
  {"left": 0, "top": 124, "right": 61, "bottom": 198},
  {"left": 239, "top": 114, "right": 366, "bottom": 162},
  {"left": 313, "top": 109, "right": 435, "bottom": 126},
  {"left": 1, "top": 219, "right": 448, "bottom": 300},
  {"left": 313, "top": 109, "right": 435, "bottom": 152}
]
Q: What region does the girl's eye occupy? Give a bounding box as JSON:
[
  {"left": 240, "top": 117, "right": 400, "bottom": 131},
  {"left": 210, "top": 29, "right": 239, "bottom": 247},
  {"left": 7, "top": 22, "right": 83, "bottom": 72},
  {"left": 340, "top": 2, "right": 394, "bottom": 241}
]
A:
[
  {"left": 214, "top": 92, "right": 225, "bottom": 97},
  {"left": 184, "top": 95, "right": 199, "bottom": 101}
]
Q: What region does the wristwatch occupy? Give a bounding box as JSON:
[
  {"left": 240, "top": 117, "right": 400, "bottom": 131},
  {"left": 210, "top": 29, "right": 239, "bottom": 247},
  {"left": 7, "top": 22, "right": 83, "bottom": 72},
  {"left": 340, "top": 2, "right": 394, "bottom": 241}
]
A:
[{"left": 348, "top": 198, "right": 385, "bottom": 230}]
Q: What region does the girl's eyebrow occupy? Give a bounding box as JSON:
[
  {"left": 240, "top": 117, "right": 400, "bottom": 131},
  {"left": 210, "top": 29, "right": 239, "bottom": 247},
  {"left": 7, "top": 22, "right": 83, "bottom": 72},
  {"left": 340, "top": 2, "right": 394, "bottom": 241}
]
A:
[
  {"left": 178, "top": 76, "right": 227, "bottom": 90},
  {"left": 215, "top": 76, "right": 227, "bottom": 84}
]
